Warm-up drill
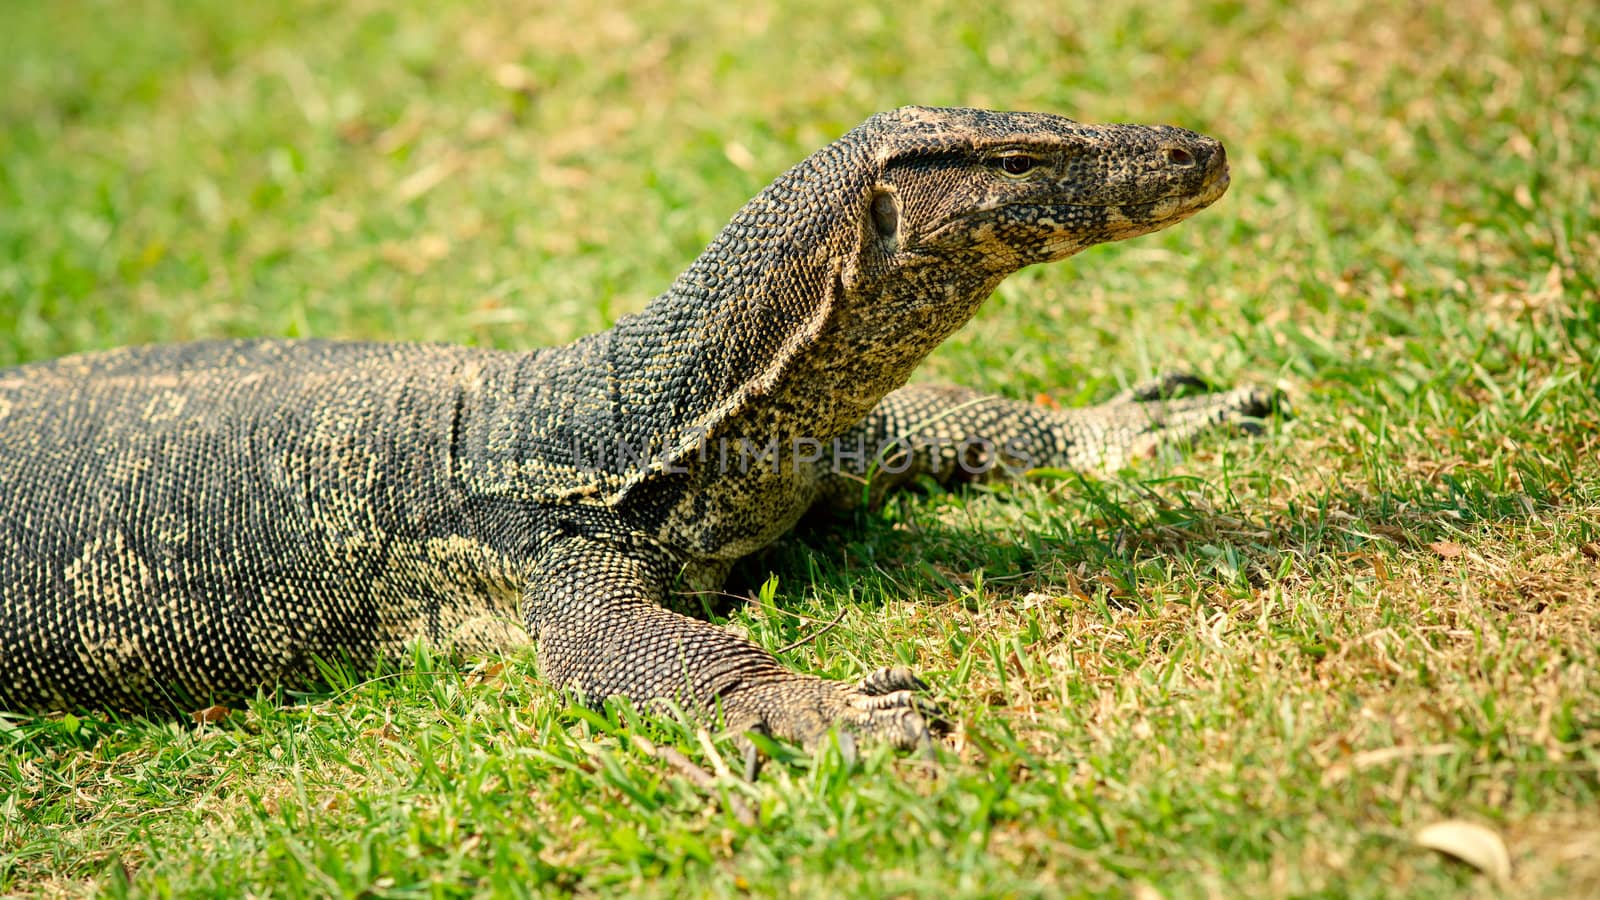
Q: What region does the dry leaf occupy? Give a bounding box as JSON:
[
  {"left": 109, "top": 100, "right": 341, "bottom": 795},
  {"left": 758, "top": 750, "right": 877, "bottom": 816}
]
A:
[
  {"left": 722, "top": 142, "right": 757, "bottom": 172},
  {"left": 1370, "top": 552, "right": 1389, "bottom": 583},
  {"left": 492, "top": 63, "right": 536, "bottom": 95},
  {"left": 465, "top": 660, "right": 506, "bottom": 687},
  {"left": 191, "top": 705, "right": 230, "bottom": 725},
  {"left": 362, "top": 723, "right": 399, "bottom": 741},
  {"left": 1130, "top": 883, "right": 1163, "bottom": 900},
  {"left": 1006, "top": 649, "right": 1026, "bottom": 677},
  {"left": 1415, "top": 820, "right": 1511, "bottom": 882},
  {"left": 1428, "top": 541, "right": 1465, "bottom": 558}
]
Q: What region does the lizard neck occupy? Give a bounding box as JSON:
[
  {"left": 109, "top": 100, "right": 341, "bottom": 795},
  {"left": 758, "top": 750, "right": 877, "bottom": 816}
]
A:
[
  {"left": 787, "top": 256, "right": 1008, "bottom": 435},
  {"left": 599, "top": 125, "right": 879, "bottom": 461}
]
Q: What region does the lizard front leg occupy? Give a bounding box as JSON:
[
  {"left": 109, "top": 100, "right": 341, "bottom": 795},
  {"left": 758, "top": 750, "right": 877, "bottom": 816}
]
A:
[
  {"left": 522, "top": 535, "right": 939, "bottom": 750},
  {"left": 817, "top": 375, "right": 1278, "bottom": 510}
]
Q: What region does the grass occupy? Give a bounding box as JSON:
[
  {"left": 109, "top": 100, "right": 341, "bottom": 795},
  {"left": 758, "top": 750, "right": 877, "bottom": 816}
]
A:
[{"left": 2, "top": 0, "right": 1597, "bottom": 895}]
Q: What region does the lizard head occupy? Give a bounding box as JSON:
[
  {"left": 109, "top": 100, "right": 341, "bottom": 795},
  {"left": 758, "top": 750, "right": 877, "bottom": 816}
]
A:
[{"left": 860, "top": 106, "right": 1229, "bottom": 270}]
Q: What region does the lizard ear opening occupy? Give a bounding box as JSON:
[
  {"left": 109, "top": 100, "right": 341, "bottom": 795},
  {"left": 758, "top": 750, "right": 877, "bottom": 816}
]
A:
[{"left": 869, "top": 188, "right": 901, "bottom": 255}]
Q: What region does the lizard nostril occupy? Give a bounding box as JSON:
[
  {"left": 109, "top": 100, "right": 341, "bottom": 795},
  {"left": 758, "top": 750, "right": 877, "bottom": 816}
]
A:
[{"left": 1164, "top": 146, "right": 1196, "bottom": 167}]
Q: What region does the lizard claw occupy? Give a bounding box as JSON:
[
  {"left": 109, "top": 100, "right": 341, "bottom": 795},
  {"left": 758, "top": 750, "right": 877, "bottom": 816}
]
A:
[{"left": 858, "top": 665, "right": 928, "bottom": 695}]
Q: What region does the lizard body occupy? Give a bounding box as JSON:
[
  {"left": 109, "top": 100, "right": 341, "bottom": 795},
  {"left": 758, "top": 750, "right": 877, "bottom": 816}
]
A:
[{"left": 0, "top": 107, "right": 1269, "bottom": 746}]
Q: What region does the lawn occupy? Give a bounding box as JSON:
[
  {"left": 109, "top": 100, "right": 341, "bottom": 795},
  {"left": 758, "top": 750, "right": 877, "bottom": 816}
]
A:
[{"left": 2, "top": 0, "right": 1597, "bottom": 895}]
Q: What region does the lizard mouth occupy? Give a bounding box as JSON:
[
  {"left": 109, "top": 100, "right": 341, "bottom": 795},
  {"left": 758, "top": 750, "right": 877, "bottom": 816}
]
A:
[
  {"left": 920, "top": 163, "right": 1231, "bottom": 251},
  {"left": 1117, "top": 159, "right": 1232, "bottom": 221},
  {"left": 1154, "top": 156, "right": 1231, "bottom": 214},
  {"left": 1194, "top": 164, "right": 1231, "bottom": 205}
]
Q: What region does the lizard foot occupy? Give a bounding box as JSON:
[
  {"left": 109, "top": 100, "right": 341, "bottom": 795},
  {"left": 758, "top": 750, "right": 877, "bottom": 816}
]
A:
[
  {"left": 723, "top": 665, "right": 946, "bottom": 755},
  {"left": 1111, "top": 370, "right": 1219, "bottom": 403},
  {"left": 1115, "top": 370, "right": 1287, "bottom": 427},
  {"left": 1051, "top": 371, "right": 1285, "bottom": 471}
]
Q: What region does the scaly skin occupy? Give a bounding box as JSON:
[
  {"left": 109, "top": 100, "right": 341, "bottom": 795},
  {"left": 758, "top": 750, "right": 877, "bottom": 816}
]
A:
[{"left": 0, "top": 107, "right": 1268, "bottom": 749}]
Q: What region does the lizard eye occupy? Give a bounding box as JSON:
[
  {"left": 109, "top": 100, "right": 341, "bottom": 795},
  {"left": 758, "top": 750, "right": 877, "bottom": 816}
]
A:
[{"left": 996, "top": 154, "right": 1040, "bottom": 177}]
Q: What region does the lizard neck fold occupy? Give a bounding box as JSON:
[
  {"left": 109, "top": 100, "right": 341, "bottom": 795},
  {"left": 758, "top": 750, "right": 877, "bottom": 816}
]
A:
[{"left": 597, "top": 124, "right": 880, "bottom": 488}]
